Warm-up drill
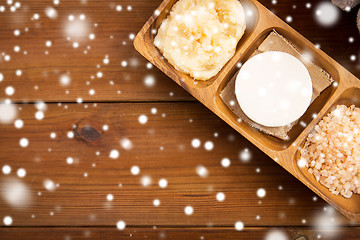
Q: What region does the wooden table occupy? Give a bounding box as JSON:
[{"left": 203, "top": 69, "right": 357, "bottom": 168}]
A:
[{"left": 0, "top": 0, "right": 359, "bottom": 239}]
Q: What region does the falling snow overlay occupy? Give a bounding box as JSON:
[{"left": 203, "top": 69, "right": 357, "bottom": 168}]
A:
[{"left": 0, "top": 0, "right": 359, "bottom": 238}]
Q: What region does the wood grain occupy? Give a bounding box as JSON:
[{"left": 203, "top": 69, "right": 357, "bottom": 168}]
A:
[
  {"left": 0, "top": 0, "right": 360, "bottom": 237},
  {"left": 1, "top": 227, "right": 360, "bottom": 240},
  {"left": 358, "top": 8, "right": 360, "bottom": 34},
  {"left": 0, "top": 0, "right": 358, "bottom": 102},
  {"left": 0, "top": 0, "right": 193, "bottom": 102},
  {"left": 0, "top": 103, "right": 352, "bottom": 227},
  {"left": 135, "top": 0, "right": 360, "bottom": 220}
]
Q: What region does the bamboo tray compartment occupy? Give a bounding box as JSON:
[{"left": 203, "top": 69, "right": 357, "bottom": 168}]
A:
[{"left": 134, "top": 0, "right": 360, "bottom": 220}]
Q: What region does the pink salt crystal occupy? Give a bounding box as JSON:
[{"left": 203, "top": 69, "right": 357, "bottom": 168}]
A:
[{"left": 301, "top": 105, "right": 360, "bottom": 198}]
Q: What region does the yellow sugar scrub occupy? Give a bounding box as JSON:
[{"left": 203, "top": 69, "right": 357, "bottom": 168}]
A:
[{"left": 154, "top": 0, "right": 246, "bottom": 80}]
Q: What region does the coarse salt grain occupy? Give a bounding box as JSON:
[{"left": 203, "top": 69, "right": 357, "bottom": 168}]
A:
[{"left": 301, "top": 105, "right": 360, "bottom": 198}]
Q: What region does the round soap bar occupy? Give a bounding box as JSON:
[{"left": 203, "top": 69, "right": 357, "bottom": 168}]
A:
[{"left": 235, "top": 51, "right": 313, "bottom": 127}]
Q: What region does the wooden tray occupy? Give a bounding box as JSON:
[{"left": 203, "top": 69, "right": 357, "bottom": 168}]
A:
[{"left": 134, "top": 0, "right": 360, "bottom": 220}]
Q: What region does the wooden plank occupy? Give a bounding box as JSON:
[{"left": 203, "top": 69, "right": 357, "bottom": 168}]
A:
[
  {"left": 0, "top": 102, "right": 354, "bottom": 227},
  {"left": 1, "top": 227, "right": 360, "bottom": 240},
  {"left": 0, "top": 0, "right": 193, "bottom": 102},
  {"left": 0, "top": 0, "right": 358, "bottom": 102}
]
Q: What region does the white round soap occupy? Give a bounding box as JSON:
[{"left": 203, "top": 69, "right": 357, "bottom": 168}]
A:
[{"left": 235, "top": 51, "right": 313, "bottom": 127}]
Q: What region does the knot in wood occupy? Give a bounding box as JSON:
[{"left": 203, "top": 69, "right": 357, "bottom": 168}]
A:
[
  {"left": 79, "top": 126, "right": 101, "bottom": 141},
  {"left": 293, "top": 234, "right": 308, "bottom": 240},
  {"left": 74, "top": 120, "right": 103, "bottom": 143}
]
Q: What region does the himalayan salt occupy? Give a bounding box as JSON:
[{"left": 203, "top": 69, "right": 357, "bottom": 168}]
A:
[{"left": 301, "top": 105, "right": 360, "bottom": 198}]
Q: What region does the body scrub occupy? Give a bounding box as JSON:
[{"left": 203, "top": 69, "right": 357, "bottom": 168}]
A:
[
  {"left": 154, "top": 0, "right": 246, "bottom": 80},
  {"left": 301, "top": 105, "right": 360, "bottom": 198}
]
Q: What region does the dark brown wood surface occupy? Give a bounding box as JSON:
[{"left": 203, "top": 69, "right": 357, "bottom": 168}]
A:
[
  {"left": 0, "top": 103, "right": 351, "bottom": 226},
  {"left": 1, "top": 227, "right": 360, "bottom": 240},
  {"left": 0, "top": 0, "right": 359, "bottom": 102},
  {"left": 0, "top": 0, "right": 359, "bottom": 239}
]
